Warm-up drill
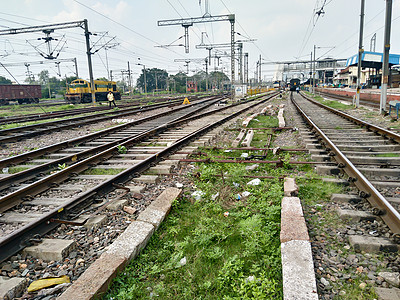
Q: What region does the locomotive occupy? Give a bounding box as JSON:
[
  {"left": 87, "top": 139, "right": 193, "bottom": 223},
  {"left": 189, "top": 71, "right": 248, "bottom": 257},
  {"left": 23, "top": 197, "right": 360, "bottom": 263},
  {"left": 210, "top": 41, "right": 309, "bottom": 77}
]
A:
[
  {"left": 65, "top": 79, "right": 121, "bottom": 103},
  {"left": 0, "top": 84, "right": 41, "bottom": 105},
  {"left": 289, "top": 78, "right": 300, "bottom": 91}
]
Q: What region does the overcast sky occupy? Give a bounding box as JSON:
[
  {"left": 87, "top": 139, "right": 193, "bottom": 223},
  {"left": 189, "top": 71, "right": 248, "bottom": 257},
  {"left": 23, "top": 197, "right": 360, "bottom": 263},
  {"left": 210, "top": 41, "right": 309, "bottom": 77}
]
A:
[{"left": 0, "top": 0, "right": 399, "bottom": 83}]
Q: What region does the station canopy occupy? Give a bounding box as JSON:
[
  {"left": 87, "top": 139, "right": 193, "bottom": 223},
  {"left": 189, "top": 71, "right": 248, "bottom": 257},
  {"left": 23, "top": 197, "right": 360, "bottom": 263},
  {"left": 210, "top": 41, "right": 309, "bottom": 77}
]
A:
[{"left": 346, "top": 51, "right": 400, "bottom": 69}]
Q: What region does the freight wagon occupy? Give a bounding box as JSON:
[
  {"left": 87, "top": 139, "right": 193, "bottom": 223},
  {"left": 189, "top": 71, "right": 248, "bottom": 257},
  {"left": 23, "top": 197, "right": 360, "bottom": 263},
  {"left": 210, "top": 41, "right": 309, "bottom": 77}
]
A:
[{"left": 0, "top": 84, "right": 41, "bottom": 105}]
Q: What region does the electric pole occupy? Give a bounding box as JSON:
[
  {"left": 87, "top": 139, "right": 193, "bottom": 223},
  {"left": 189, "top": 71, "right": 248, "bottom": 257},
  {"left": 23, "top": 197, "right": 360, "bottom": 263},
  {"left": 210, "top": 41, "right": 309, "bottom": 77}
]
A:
[
  {"left": 380, "top": 0, "right": 392, "bottom": 114},
  {"left": 356, "top": 0, "right": 365, "bottom": 108}
]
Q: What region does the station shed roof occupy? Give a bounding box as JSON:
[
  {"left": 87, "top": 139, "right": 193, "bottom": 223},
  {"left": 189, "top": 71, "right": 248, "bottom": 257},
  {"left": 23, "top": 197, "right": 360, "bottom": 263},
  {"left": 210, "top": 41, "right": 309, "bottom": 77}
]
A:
[{"left": 346, "top": 51, "right": 400, "bottom": 68}]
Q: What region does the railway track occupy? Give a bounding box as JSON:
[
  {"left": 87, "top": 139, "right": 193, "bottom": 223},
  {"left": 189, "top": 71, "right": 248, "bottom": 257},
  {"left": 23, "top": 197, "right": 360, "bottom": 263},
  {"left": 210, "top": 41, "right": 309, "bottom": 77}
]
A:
[
  {"left": 0, "top": 94, "right": 206, "bottom": 126},
  {"left": 0, "top": 97, "right": 220, "bottom": 144},
  {"left": 292, "top": 92, "right": 400, "bottom": 238},
  {"left": 0, "top": 92, "right": 277, "bottom": 262}
]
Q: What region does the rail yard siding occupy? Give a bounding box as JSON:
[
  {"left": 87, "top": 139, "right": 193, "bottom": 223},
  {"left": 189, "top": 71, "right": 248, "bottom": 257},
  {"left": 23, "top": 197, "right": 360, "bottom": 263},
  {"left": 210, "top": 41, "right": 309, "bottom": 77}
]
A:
[{"left": 316, "top": 88, "right": 400, "bottom": 102}]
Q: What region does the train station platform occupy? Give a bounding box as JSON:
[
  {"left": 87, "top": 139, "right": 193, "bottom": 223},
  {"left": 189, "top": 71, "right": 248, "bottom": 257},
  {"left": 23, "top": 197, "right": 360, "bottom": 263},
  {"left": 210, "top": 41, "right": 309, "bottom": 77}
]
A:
[{"left": 315, "top": 87, "right": 400, "bottom": 102}]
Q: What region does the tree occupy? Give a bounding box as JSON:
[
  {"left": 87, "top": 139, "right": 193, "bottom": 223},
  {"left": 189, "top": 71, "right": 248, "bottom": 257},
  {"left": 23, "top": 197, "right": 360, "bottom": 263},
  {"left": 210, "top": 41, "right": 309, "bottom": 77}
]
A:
[
  {"left": 136, "top": 68, "right": 168, "bottom": 93},
  {"left": 168, "top": 72, "right": 188, "bottom": 93},
  {"left": 0, "top": 76, "right": 12, "bottom": 85}
]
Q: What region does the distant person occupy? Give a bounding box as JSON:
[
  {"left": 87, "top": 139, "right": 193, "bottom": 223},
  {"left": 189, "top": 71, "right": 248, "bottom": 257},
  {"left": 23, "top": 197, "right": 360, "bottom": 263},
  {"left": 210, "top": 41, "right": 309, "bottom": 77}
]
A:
[
  {"left": 296, "top": 86, "right": 300, "bottom": 93},
  {"left": 107, "top": 91, "right": 116, "bottom": 108}
]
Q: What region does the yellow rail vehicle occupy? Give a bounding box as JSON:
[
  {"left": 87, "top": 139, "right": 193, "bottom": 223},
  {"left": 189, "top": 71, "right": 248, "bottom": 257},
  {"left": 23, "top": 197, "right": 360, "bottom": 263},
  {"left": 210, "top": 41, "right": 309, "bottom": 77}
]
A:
[{"left": 65, "top": 79, "right": 121, "bottom": 103}]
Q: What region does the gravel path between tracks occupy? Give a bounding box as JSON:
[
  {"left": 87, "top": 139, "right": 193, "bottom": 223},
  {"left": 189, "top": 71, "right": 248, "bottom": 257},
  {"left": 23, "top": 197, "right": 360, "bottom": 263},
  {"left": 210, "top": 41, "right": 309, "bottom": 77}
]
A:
[{"left": 0, "top": 107, "right": 172, "bottom": 160}]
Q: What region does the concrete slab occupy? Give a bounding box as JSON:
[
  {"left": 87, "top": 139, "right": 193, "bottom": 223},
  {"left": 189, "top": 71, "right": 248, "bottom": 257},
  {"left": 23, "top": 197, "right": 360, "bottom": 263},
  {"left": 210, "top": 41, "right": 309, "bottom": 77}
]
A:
[
  {"left": 75, "top": 175, "right": 114, "bottom": 180},
  {"left": 0, "top": 212, "right": 43, "bottom": 224},
  {"left": 280, "top": 199, "right": 309, "bottom": 243},
  {"left": 133, "top": 175, "right": 159, "bottom": 184},
  {"left": 106, "top": 199, "right": 129, "bottom": 211},
  {"left": 306, "top": 143, "right": 323, "bottom": 150},
  {"left": 316, "top": 165, "right": 341, "bottom": 175},
  {"left": 146, "top": 165, "right": 172, "bottom": 175},
  {"left": 232, "top": 129, "right": 246, "bottom": 147},
  {"left": 349, "top": 235, "right": 398, "bottom": 253},
  {"left": 281, "top": 240, "right": 318, "bottom": 300},
  {"left": 337, "top": 209, "right": 376, "bottom": 222},
  {"left": 124, "top": 184, "right": 146, "bottom": 193},
  {"left": 58, "top": 252, "right": 126, "bottom": 300},
  {"left": 23, "top": 238, "right": 76, "bottom": 261},
  {"left": 311, "top": 154, "right": 331, "bottom": 162},
  {"left": 375, "top": 287, "right": 400, "bottom": 300},
  {"left": 83, "top": 215, "right": 108, "bottom": 229},
  {"left": 169, "top": 153, "right": 189, "bottom": 160},
  {"left": 137, "top": 187, "right": 182, "bottom": 229},
  {"left": 0, "top": 276, "right": 28, "bottom": 300},
  {"left": 322, "top": 178, "right": 349, "bottom": 186},
  {"left": 283, "top": 178, "right": 298, "bottom": 197},
  {"left": 241, "top": 130, "right": 254, "bottom": 147},
  {"left": 331, "top": 193, "right": 362, "bottom": 203}
]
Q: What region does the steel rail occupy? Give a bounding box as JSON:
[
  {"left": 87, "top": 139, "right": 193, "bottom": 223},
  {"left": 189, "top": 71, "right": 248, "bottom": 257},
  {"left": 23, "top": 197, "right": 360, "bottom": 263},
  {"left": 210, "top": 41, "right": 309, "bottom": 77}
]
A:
[
  {"left": 0, "top": 94, "right": 206, "bottom": 125},
  {"left": 291, "top": 93, "right": 400, "bottom": 234},
  {"left": 0, "top": 97, "right": 219, "bottom": 169},
  {"left": 301, "top": 92, "right": 400, "bottom": 143},
  {"left": 0, "top": 98, "right": 207, "bottom": 143},
  {"left": 0, "top": 98, "right": 219, "bottom": 212},
  {"left": 0, "top": 92, "right": 277, "bottom": 263}
]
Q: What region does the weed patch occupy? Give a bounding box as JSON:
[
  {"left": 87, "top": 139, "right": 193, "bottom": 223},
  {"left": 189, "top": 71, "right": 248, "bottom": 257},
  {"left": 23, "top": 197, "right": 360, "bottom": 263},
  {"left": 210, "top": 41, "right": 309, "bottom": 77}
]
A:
[{"left": 106, "top": 158, "right": 284, "bottom": 299}]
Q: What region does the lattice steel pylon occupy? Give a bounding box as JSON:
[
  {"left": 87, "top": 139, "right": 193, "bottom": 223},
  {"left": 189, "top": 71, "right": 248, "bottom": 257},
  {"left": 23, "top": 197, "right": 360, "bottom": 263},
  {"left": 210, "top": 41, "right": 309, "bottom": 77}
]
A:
[
  {"left": 0, "top": 20, "right": 96, "bottom": 103},
  {"left": 158, "top": 14, "right": 236, "bottom": 96}
]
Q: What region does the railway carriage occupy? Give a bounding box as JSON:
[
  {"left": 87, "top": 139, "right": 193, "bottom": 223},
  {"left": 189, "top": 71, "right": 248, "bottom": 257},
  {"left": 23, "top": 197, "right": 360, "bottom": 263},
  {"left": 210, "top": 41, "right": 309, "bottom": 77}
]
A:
[
  {"left": 65, "top": 79, "right": 121, "bottom": 103},
  {"left": 0, "top": 84, "right": 41, "bottom": 105}
]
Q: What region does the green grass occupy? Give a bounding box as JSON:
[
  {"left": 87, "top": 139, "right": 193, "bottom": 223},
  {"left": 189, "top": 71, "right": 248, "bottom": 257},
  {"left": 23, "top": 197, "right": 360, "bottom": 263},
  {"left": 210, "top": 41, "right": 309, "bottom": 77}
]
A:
[
  {"left": 81, "top": 168, "right": 125, "bottom": 175},
  {"left": 8, "top": 166, "right": 30, "bottom": 174},
  {"left": 248, "top": 115, "right": 279, "bottom": 129},
  {"left": 105, "top": 155, "right": 284, "bottom": 299},
  {"left": 374, "top": 153, "right": 400, "bottom": 157}
]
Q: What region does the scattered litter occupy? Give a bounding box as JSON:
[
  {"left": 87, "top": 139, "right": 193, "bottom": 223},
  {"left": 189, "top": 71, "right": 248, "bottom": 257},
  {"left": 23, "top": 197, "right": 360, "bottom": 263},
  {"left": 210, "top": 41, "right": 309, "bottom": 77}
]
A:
[
  {"left": 247, "top": 178, "right": 261, "bottom": 186},
  {"left": 240, "top": 153, "right": 249, "bottom": 158},
  {"left": 27, "top": 275, "right": 70, "bottom": 293},
  {"left": 232, "top": 182, "right": 240, "bottom": 187},
  {"left": 242, "top": 191, "right": 251, "bottom": 197},
  {"left": 179, "top": 257, "right": 187, "bottom": 267},
  {"left": 176, "top": 182, "right": 183, "bottom": 188},
  {"left": 224, "top": 150, "right": 232, "bottom": 153},
  {"left": 245, "top": 275, "right": 255, "bottom": 283},
  {"left": 237, "top": 194, "right": 241, "bottom": 200},
  {"left": 2, "top": 168, "right": 8, "bottom": 174},
  {"left": 192, "top": 190, "right": 205, "bottom": 200},
  {"left": 245, "top": 164, "right": 259, "bottom": 171},
  {"left": 224, "top": 211, "right": 230, "bottom": 217},
  {"left": 211, "top": 192, "right": 219, "bottom": 200}
]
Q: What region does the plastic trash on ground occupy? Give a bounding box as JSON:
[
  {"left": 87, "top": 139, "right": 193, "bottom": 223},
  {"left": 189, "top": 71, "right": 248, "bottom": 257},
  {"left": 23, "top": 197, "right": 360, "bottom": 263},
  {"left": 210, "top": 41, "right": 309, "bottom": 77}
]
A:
[
  {"left": 247, "top": 178, "right": 261, "bottom": 186},
  {"left": 176, "top": 182, "right": 183, "bottom": 188},
  {"left": 240, "top": 153, "right": 249, "bottom": 158},
  {"left": 28, "top": 275, "right": 70, "bottom": 293},
  {"left": 242, "top": 191, "right": 251, "bottom": 197},
  {"left": 192, "top": 190, "right": 205, "bottom": 200},
  {"left": 211, "top": 192, "right": 219, "bottom": 200}
]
